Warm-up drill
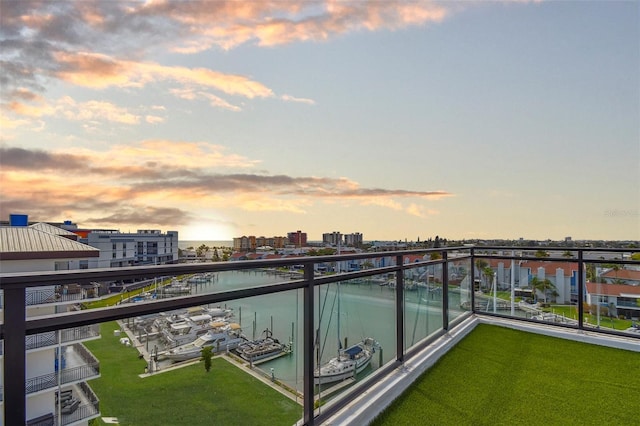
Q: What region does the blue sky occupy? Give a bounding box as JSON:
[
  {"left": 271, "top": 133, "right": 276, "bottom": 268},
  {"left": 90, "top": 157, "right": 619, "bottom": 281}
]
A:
[{"left": 1, "top": 1, "right": 638, "bottom": 241}]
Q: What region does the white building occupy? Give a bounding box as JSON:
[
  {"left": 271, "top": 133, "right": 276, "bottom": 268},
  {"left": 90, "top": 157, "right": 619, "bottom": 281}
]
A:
[
  {"left": 585, "top": 282, "right": 640, "bottom": 320},
  {"left": 1, "top": 223, "right": 102, "bottom": 425},
  {"left": 488, "top": 259, "right": 583, "bottom": 304},
  {"left": 63, "top": 227, "right": 179, "bottom": 268}
]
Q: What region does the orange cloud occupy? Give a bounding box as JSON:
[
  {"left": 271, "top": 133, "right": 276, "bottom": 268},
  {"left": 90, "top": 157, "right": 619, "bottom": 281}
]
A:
[
  {"left": 53, "top": 52, "right": 273, "bottom": 99},
  {"left": 7, "top": 95, "right": 143, "bottom": 124},
  {"left": 169, "top": 1, "right": 450, "bottom": 50},
  {"left": 1, "top": 144, "right": 453, "bottom": 227}
]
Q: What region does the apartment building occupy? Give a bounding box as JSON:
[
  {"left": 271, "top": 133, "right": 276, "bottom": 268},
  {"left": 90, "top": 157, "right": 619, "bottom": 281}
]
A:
[
  {"left": 1, "top": 221, "right": 102, "bottom": 425},
  {"left": 60, "top": 223, "right": 179, "bottom": 268},
  {"left": 233, "top": 235, "right": 287, "bottom": 252}
]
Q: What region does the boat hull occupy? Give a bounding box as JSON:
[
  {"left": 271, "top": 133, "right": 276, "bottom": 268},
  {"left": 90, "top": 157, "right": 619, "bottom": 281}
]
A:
[
  {"left": 235, "top": 338, "right": 291, "bottom": 364},
  {"left": 314, "top": 338, "right": 376, "bottom": 385}
]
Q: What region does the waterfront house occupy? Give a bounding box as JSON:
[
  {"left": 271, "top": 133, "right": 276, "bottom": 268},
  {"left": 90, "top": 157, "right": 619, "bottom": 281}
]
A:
[{"left": 585, "top": 282, "right": 640, "bottom": 320}]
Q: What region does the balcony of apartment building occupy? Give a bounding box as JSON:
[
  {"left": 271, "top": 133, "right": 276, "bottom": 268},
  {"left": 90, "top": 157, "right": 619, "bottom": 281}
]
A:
[
  {"left": 23, "top": 326, "right": 101, "bottom": 352},
  {"left": 1, "top": 246, "right": 639, "bottom": 425},
  {"left": 26, "top": 343, "right": 100, "bottom": 395}
]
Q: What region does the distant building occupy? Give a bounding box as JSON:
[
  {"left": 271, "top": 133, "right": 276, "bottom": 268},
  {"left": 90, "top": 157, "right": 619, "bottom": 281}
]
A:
[
  {"left": 287, "top": 230, "right": 307, "bottom": 247},
  {"left": 233, "top": 235, "right": 286, "bottom": 252},
  {"left": 323, "top": 231, "right": 342, "bottom": 246},
  {"left": 322, "top": 231, "right": 363, "bottom": 247},
  {"left": 344, "top": 232, "right": 363, "bottom": 248},
  {"left": 585, "top": 282, "right": 640, "bottom": 319},
  {"left": 487, "top": 259, "right": 583, "bottom": 304},
  {"left": 599, "top": 268, "right": 640, "bottom": 286},
  {"left": 61, "top": 225, "right": 178, "bottom": 268}
]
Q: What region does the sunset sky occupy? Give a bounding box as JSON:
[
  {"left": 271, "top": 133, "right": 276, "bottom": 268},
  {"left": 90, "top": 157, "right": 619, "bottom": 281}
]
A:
[{"left": 1, "top": 1, "right": 638, "bottom": 242}]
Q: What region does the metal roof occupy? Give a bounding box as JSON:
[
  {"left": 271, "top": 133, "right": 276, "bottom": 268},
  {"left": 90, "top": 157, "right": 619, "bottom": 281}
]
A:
[
  {"left": 0, "top": 227, "right": 99, "bottom": 260},
  {"left": 29, "top": 222, "right": 78, "bottom": 237}
]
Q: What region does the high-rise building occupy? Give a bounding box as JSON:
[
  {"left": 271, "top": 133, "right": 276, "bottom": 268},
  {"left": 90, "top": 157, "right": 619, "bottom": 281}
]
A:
[
  {"left": 322, "top": 232, "right": 342, "bottom": 246},
  {"left": 287, "top": 230, "right": 307, "bottom": 247},
  {"left": 344, "top": 232, "right": 363, "bottom": 248}
]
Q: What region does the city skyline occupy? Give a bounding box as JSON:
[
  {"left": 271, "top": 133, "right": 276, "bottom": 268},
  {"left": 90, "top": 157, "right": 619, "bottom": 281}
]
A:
[{"left": 1, "top": 1, "right": 638, "bottom": 241}]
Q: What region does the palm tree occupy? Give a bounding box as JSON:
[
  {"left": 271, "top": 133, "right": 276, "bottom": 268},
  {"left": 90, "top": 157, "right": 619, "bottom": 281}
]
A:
[
  {"left": 475, "top": 259, "right": 488, "bottom": 291},
  {"left": 483, "top": 267, "right": 495, "bottom": 295},
  {"left": 530, "top": 277, "right": 558, "bottom": 304},
  {"left": 535, "top": 250, "right": 550, "bottom": 258}
]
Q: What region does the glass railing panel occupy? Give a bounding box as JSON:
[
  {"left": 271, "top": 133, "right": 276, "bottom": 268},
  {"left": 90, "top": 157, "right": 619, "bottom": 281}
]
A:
[
  {"left": 474, "top": 254, "right": 574, "bottom": 323},
  {"left": 85, "top": 290, "right": 305, "bottom": 424},
  {"left": 404, "top": 265, "right": 443, "bottom": 352},
  {"left": 314, "top": 276, "right": 393, "bottom": 414},
  {"left": 584, "top": 261, "right": 640, "bottom": 335},
  {"left": 449, "top": 257, "right": 472, "bottom": 323}
]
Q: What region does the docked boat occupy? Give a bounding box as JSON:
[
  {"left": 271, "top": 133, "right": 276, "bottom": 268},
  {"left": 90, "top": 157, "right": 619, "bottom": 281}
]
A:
[
  {"left": 314, "top": 337, "right": 377, "bottom": 385},
  {"left": 163, "top": 323, "right": 246, "bottom": 362},
  {"left": 161, "top": 314, "right": 219, "bottom": 347},
  {"left": 234, "top": 329, "right": 291, "bottom": 364}
]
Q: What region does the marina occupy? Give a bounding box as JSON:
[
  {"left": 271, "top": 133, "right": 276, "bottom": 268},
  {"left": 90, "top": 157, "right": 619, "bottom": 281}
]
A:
[{"left": 121, "top": 268, "right": 480, "bottom": 395}]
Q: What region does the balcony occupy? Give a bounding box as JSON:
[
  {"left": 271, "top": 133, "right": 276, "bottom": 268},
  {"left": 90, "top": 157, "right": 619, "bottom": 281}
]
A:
[
  {"left": 24, "top": 325, "right": 101, "bottom": 351},
  {"left": 55, "top": 381, "right": 100, "bottom": 426},
  {"left": 1, "top": 246, "right": 639, "bottom": 425},
  {"left": 26, "top": 343, "right": 100, "bottom": 394}
]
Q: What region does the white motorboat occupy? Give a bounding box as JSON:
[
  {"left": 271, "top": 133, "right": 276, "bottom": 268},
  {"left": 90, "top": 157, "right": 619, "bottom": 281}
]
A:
[
  {"left": 163, "top": 323, "right": 246, "bottom": 362},
  {"left": 314, "top": 337, "right": 376, "bottom": 385},
  {"left": 234, "top": 329, "right": 291, "bottom": 364},
  {"left": 161, "top": 314, "right": 219, "bottom": 347}
]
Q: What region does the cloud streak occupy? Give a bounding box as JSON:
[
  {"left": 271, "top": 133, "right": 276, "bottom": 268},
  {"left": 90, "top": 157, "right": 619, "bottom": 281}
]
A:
[{"left": 0, "top": 144, "right": 452, "bottom": 228}]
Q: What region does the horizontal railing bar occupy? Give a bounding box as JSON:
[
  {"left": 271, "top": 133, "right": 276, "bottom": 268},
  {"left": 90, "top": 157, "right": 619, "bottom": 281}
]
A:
[
  {"left": 0, "top": 247, "right": 471, "bottom": 288},
  {"left": 475, "top": 246, "right": 636, "bottom": 253},
  {"left": 473, "top": 254, "right": 639, "bottom": 265}
]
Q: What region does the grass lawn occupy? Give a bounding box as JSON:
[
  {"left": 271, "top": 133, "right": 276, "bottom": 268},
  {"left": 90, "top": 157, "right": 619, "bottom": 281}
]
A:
[
  {"left": 372, "top": 324, "right": 640, "bottom": 425},
  {"left": 84, "top": 322, "right": 302, "bottom": 425},
  {"left": 543, "top": 305, "right": 633, "bottom": 331}
]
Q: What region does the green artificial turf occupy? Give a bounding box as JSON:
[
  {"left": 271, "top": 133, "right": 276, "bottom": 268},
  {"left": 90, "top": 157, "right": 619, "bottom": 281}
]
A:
[
  {"left": 84, "top": 322, "right": 301, "bottom": 425},
  {"left": 372, "top": 324, "right": 640, "bottom": 426}
]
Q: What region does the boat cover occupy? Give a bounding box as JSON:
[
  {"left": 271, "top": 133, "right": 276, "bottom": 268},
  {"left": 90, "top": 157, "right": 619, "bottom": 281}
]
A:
[{"left": 344, "top": 345, "right": 363, "bottom": 358}]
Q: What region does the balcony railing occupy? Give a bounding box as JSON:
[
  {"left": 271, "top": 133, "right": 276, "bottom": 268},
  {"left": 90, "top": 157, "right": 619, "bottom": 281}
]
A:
[
  {"left": 1, "top": 246, "right": 638, "bottom": 425},
  {"left": 56, "top": 382, "right": 100, "bottom": 426},
  {"left": 25, "top": 325, "right": 100, "bottom": 351},
  {"left": 26, "top": 362, "right": 100, "bottom": 394}
]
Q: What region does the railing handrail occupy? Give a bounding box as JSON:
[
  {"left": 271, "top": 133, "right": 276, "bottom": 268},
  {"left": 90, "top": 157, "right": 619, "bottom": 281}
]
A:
[
  {"left": 26, "top": 362, "right": 100, "bottom": 394},
  {"left": 0, "top": 246, "right": 470, "bottom": 288}
]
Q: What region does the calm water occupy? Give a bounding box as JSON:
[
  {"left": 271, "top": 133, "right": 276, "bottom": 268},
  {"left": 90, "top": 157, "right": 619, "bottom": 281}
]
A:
[{"left": 183, "top": 269, "right": 466, "bottom": 393}]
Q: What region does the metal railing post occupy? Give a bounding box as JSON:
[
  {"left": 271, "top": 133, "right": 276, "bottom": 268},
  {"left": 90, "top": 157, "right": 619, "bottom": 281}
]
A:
[
  {"left": 470, "top": 248, "right": 476, "bottom": 313},
  {"left": 396, "top": 255, "right": 404, "bottom": 362},
  {"left": 303, "top": 262, "right": 315, "bottom": 425},
  {"left": 442, "top": 251, "right": 449, "bottom": 330},
  {"left": 4, "top": 286, "right": 27, "bottom": 424},
  {"left": 578, "top": 250, "right": 585, "bottom": 330}
]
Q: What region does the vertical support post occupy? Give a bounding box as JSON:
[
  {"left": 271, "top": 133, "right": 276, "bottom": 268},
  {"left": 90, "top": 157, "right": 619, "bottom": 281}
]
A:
[
  {"left": 395, "top": 255, "right": 404, "bottom": 363},
  {"left": 577, "top": 250, "right": 585, "bottom": 330},
  {"left": 303, "top": 262, "right": 315, "bottom": 425},
  {"left": 470, "top": 248, "right": 476, "bottom": 313},
  {"left": 442, "top": 251, "right": 449, "bottom": 330},
  {"left": 4, "top": 286, "right": 27, "bottom": 424}
]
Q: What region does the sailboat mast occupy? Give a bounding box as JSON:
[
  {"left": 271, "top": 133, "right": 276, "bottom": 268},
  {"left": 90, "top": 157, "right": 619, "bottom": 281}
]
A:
[{"left": 337, "top": 239, "right": 341, "bottom": 354}]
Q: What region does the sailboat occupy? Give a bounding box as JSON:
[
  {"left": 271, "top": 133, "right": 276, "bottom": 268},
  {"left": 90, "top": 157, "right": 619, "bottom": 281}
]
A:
[
  {"left": 313, "top": 336, "right": 377, "bottom": 385},
  {"left": 314, "top": 274, "right": 376, "bottom": 385}
]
